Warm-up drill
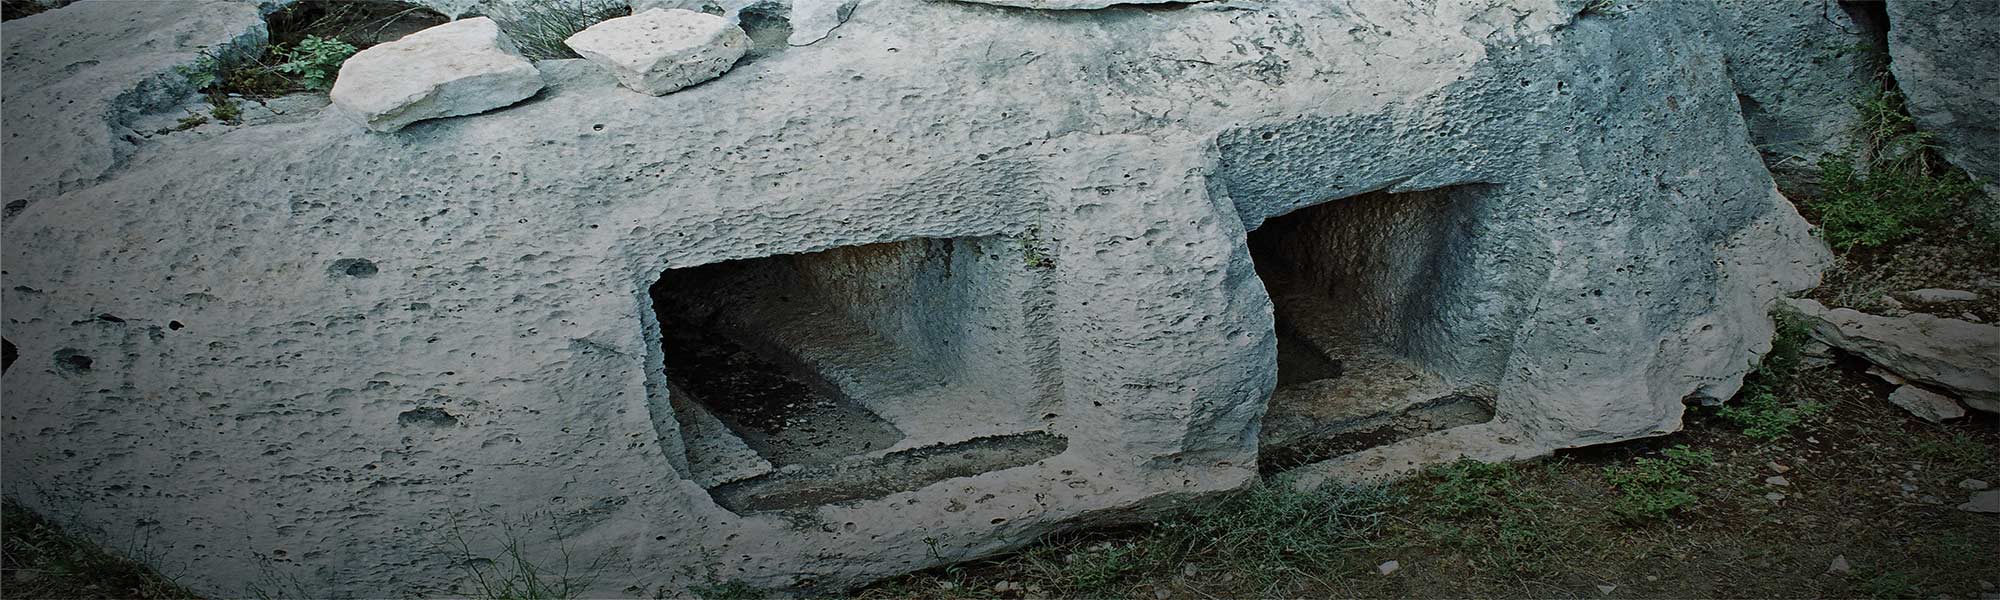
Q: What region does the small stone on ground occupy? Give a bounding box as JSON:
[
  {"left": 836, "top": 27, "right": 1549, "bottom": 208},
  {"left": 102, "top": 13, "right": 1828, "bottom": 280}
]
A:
[
  {"left": 1377, "top": 560, "right": 1400, "bottom": 576},
  {"left": 1960, "top": 490, "right": 2000, "bottom": 513}
]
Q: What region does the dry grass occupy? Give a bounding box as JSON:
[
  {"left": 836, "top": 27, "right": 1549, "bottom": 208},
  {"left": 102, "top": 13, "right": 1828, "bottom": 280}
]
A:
[{"left": 1, "top": 500, "right": 197, "bottom": 599}]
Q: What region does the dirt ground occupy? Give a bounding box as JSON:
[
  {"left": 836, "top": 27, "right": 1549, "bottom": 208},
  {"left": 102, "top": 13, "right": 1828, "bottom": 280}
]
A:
[{"left": 861, "top": 367, "right": 2000, "bottom": 600}]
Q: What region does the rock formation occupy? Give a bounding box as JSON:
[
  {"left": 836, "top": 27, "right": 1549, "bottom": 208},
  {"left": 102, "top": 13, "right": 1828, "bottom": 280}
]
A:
[
  {"left": 3, "top": 0, "right": 1828, "bottom": 596},
  {"left": 1885, "top": 0, "right": 2000, "bottom": 217},
  {"left": 1787, "top": 299, "right": 1999, "bottom": 414}
]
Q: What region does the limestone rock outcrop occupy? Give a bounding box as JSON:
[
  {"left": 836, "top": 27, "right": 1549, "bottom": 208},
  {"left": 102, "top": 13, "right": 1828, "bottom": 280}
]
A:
[
  {"left": 328, "top": 17, "right": 544, "bottom": 132},
  {"left": 1713, "top": 0, "right": 1875, "bottom": 166},
  {"left": 0, "top": 0, "right": 268, "bottom": 218},
  {"left": 564, "top": 8, "right": 749, "bottom": 96},
  {"left": 1886, "top": 0, "right": 2000, "bottom": 219},
  {"left": 5, "top": 0, "right": 1826, "bottom": 596},
  {"left": 1787, "top": 299, "right": 2000, "bottom": 413}
]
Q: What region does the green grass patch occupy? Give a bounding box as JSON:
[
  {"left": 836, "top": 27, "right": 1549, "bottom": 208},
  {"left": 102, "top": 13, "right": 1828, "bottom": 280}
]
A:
[
  {"left": 1603, "top": 445, "right": 1713, "bottom": 522},
  {"left": 1808, "top": 85, "right": 1982, "bottom": 251},
  {"left": 1720, "top": 307, "right": 1826, "bottom": 441}
]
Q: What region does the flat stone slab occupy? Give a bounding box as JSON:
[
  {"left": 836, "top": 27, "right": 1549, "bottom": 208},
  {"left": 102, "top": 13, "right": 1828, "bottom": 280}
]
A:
[
  {"left": 329, "top": 17, "right": 544, "bottom": 132},
  {"left": 1887, "top": 385, "right": 1966, "bottom": 423},
  {"left": 565, "top": 8, "right": 748, "bottom": 96}
]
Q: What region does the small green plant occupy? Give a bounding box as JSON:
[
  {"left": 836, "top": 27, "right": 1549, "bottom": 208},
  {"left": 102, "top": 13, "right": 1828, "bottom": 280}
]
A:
[
  {"left": 494, "top": 0, "right": 630, "bottom": 60},
  {"left": 1019, "top": 228, "right": 1056, "bottom": 270},
  {"left": 156, "top": 113, "right": 209, "bottom": 135},
  {"left": 273, "top": 35, "right": 357, "bottom": 91},
  {"left": 1721, "top": 307, "right": 1824, "bottom": 441},
  {"left": 444, "top": 515, "right": 605, "bottom": 600},
  {"left": 1419, "top": 458, "right": 1524, "bottom": 518},
  {"left": 208, "top": 94, "right": 243, "bottom": 123},
  {"left": 1810, "top": 85, "right": 1980, "bottom": 250},
  {"left": 1719, "top": 391, "right": 1826, "bottom": 442},
  {"left": 1603, "top": 445, "right": 1713, "bottom": 522}
]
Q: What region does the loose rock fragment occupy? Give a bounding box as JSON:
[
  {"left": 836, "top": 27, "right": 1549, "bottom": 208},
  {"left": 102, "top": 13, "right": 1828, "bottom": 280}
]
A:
[
  {"left": 1962, "top": 490, "right": 2000, "bottom": 514},
  {"left": 1886, "top": 385, "right": 1967, "bottom": 423},
  {"left": 329, "top": 18, "right": 544, "bottom": 133},
  {"left": 564, "top": 8, "right": 749, "bottom": 96}
]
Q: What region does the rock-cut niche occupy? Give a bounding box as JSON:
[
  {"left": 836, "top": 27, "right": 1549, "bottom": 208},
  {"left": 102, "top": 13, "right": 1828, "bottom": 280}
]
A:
[
  {"left": 1248, "top": 186, "right": 1498, "bottom": 472},
  {"left": 648, "top": 236, "right": 1067, "bottom": 513}
]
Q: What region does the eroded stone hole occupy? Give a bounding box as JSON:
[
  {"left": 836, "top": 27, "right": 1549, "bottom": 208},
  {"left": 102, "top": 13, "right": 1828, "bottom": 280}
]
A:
[
  {"left": 649, "top": 236, "right": 1065, "bottom": 512},
  {"left": 1247, "top": 187, "right": 1495, "bottom": 471}
]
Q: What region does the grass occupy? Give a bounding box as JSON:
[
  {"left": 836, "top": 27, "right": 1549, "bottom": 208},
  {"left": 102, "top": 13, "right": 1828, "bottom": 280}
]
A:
[
  {"left": 1801, "top": 55, "right": 1985, "bottom": 252},
  {"left": 442, "top": 515, "right": 604, "bottom": 600},
  {"left": 864, "top": 477, "right": 1395, "bottom": 599},
  {"left": 0, "top": 500, "right": 198, "bottom": 599},
  {"left": 1718, "top": 306, "right": 1827, "bottom": 441},
  {"left": 490, "top": 0, "right": 631, "bottom": 60},
  {"left": 173, "top": 1, "right": 446, "bottom": 121},
  {"left": 1602, "top": 445, "right": 1713, "bottom": 522}
]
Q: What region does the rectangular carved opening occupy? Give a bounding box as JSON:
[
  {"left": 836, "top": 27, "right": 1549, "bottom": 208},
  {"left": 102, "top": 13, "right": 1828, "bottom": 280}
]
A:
[
  {"left": 1247, "top": 187, "right": 1495, "bottom": 472},
  {"left": 648, "top": 236, "right": 1066, "bottom": 512}
]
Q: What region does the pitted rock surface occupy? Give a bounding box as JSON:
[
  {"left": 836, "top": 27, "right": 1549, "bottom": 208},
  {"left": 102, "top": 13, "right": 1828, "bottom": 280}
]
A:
[
  {"left": 4, "top": 0, "right": 1826, "bottom": 596},
  {"left": 564, "top": 8, "right": 749, "bottom": 95}
]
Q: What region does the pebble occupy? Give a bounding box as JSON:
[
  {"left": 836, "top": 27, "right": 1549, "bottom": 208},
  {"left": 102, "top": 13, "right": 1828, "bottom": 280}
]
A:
[
  {"left": 1766, "top": 475, "right": 1791, "bottom": 487},
  {"left": 1377, "top": 560, "right": 1401, "bottom": 576},
  {"left": 1182, "top": 564, "right": 1199, "bottom": 578},
  {"left": 1154, "top": 588, "right": 1170, "bottom": 600},
  {"left": 1962, "top": 479, "right": 1991, "bottom": 491},
  {"left": 1768, "top": 461, "right": 1791, "bottom": 474},
  {"left": 1828, "top": 555, "right": 1852, "bottom": 575},
  {"left": 1960, "top": 490, "right": 2000, "bottom": 513},
  {"left": 1766, "top": 492, "right": 1787, "bottom": 502},
  {"left": 993, "top": 581, "right": 1019, "bottom": 593},
  {"left": 1597, "top": 583, "right": 1618, "bottom": 595}
]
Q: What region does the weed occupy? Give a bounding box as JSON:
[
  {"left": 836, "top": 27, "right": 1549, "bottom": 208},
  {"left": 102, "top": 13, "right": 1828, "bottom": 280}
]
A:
[
  {"left": 1155, "top": 478, "right": 1390, "bottom": 584},
  {"left": 208, "top": 94, "right": 243, "bottom": 123},
  {"left": 1403, "top": 460, "right": 1572, "bottom": 575},
  {"left": 1719, "top": 391, "right": 1827, "bottom": 442},
  {"left": 273, "top": 35, "right": 357, "bottom": 91},
  {"left": 1603, "top": 445, "right": 1713, "bottom": 522},
  {"left": 156, "top": 113, "right": 210, "bottom": 135},
  {"left": 0, "top": 500, "right": 197, "bottom": 599},
  {"left": 1018, "top": 228, "right": 1056, "bottom": 270},
  {"left": 492, "top": 0, "right": 630, "bottom": 60},
  {"left": 1721, "top": 307, "right": 1825, "bottom": 441},
  {"left": 1418, "top": 458, "right": 1526, "bottom": 518},
  {"left": 444, "top": 514, "right": 606, "bottom": 600}
]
